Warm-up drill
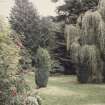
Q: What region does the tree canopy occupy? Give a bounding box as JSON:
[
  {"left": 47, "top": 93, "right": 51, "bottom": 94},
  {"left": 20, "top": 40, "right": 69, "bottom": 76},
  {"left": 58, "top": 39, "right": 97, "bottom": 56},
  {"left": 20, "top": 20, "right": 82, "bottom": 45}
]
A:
[{"left": 10, "top": 0, "right": 40, "bottom": 52}]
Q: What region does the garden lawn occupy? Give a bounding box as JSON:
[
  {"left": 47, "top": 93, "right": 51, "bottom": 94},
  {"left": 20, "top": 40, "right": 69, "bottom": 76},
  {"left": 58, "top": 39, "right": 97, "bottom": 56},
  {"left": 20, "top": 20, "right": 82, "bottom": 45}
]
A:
[{"left": 24, "top": 72, "right": 105, "bottom": 105}]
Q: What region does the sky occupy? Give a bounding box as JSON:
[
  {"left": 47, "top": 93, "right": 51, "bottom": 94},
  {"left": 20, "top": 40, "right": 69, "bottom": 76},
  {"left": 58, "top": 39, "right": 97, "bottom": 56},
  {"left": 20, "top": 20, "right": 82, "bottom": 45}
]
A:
[
  {"left": 0, "top": 0, "right": 64, "bottom": 19},
  {"left": 31, "top": 0, "right": 64, "bottom": 16}
]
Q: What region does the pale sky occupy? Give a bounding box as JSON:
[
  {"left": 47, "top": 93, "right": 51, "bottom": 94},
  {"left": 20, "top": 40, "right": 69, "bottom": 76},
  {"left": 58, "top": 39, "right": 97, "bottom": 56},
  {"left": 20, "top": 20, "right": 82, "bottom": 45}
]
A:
[
  {"left": 31, "top": 0, "right": 64, "bottom": 16},
  {"left": 0, "top": 0, "right": 64, "bottom": 19}
]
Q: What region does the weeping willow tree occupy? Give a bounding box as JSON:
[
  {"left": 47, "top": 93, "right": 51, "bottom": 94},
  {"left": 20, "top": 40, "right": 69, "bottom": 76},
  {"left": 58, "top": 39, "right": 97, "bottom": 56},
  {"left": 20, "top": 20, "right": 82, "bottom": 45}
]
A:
[
  {"left": 67, "top": 42, "right": 103, "bottom": 84},
  {"left": 97, "top": 0, "right": 105, "bottom": 60},
  {"left": 64, "top": 24, "right": 80, "bottom": 51},
  {"left": 80, "top": 11, "right": 102, "bottom": 45},
  {"left": 66, "top": 0, "right": 105, "bottom": 83},
  {"left": 77, "top": 45, "right": 103, "bottom": 83},
  {"left": 97, "top": 20, "right": 105, "bottom": 59},
  {"left": 64, "top": 21, "right": 82, "bottom": 74},
  {"left": 76, "top": 10, "right": 105, "bottom": 83},
  {"left": 70, "top": 41, "right": 80, "bottom": 64},
  {"left": 98, "top": 0, "right": 105, "bottom": 21},
  {"left": 97, "top": 0, "right": 105, "bottom": 81}
]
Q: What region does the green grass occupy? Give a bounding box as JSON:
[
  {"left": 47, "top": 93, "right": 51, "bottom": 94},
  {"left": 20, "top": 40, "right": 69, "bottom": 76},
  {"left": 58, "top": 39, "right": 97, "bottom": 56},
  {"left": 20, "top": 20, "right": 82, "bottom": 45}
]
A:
[{"left": 24, "top": 72, "right": 105, "bottom": 105}]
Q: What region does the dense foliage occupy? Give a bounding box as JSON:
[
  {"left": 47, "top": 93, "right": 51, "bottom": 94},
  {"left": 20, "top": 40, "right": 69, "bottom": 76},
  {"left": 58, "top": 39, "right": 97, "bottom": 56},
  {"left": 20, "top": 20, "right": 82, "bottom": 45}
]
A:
[
  {"left": 56, "top": 0, "right": 99, "bottom": 23},
  {"left": 9, "top": 0, "right": 40, "bottom": 52},
  {"left": 10, "top": 0, "right": 51, "bottom": 53},
  {"left": 0, "top": 19, "right": 20, "bottom": 104},
  {"left": 49, "top": 21, "right": 75, "bottom": 74},
  {"left": 64, "top": 0, "right": 105, "bottom": 83},
  {"left": 0, "top": 17, "right": 42, "bottom": 105},
  {"left": 50, "top": 0, "right": 100, "bottom": 74},
  {"left": 35, "top": 47, "right": 51, "bottom": 88}
]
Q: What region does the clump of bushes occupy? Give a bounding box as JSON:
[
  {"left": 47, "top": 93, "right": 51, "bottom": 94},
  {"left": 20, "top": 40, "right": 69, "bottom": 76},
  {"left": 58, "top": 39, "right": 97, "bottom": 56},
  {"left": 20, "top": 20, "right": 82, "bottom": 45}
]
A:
[
  {"left": 35, "top": 47, "right": 51, "bottom": 88},
  {"left": 10, "top": 92, "right": 42, "bottom": 105},
  {"left": 0, "top": 18, "right": 42, "bottom": 105},
  {"left": 0, "top": 19, "right": 20, "bottom": 104},
  {"left": 0, "top": 78, "right": 11, "bottom": 105}
]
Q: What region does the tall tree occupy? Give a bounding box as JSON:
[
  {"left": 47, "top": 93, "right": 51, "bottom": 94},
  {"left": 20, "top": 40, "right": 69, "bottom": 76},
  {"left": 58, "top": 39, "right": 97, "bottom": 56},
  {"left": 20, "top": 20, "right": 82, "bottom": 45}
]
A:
[
  {"left": 9, "top": 0, "right": 40, "bottom": 52},
  {"left": 49, "top": 0, "right": 99, "bottom": 74},
  {"left": 56, "top": 0, "right": 99, "bottom": 23}
]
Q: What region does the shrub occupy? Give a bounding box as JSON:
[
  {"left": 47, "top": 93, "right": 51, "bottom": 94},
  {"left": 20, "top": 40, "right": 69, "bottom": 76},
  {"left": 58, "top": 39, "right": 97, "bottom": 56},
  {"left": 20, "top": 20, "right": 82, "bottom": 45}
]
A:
[
  {"left": 0, "top": 18, "right": 40, "bottom": 105},
  {"left": 26, "top": 95, "right": 42, "bottom": 105},
  {"left": 10, "top": 94, "right": 42, "bottom": 105},
  {"left": 35, "top": 47, "right": 51, "bottom": 88},
  {"left": 10, "top": 75, "right": 30, "bottom": 94},
  {"left": 0, "top": 79, "right": 11, "bottom": 105},
  {"left": 0, "top": 20, "right": 20, "bottom": 104}
]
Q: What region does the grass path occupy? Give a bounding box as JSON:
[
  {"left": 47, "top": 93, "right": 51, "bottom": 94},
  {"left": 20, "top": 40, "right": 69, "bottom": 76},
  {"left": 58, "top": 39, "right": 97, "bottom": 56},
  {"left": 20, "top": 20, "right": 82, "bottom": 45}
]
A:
[{"left": 25, "top": 72, "right": 105, "bottom": 105}]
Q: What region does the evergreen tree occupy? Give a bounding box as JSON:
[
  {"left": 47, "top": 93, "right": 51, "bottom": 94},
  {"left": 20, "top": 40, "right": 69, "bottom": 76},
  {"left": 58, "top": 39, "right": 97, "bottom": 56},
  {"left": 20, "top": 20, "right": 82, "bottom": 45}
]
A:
[
  {"left": 49, "top": 21, "right": 74, "bottom": 74},
  {"left": 9, "top": 0, "right": 40, "bottom": 52},
  {"left": 35, "top": 47, "right": 51, "bottom": 88}
]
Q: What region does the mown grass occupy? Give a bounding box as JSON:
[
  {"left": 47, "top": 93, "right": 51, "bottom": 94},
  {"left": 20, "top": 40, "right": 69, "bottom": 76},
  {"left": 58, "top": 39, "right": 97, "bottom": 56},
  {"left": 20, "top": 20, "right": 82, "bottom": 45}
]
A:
[{"left": 24, "top": 72, "right": 105, "bottom": 105}]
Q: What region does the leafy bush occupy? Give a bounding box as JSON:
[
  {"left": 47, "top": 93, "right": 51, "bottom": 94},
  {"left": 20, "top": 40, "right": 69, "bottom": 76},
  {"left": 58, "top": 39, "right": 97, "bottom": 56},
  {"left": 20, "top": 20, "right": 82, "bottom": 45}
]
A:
[
  {"left": 10, "top": 75, "right": 30, "bottom": 94},
  {"left": 10, "top": 94, "right": 42, "bottom": 105},
  {"left": 26, "top": 95, "right": 42, "bottom": 105},
  {"left": 0, "top": 18, "right": 20, "bottom": 104},
  {"left": 35, "top": 47, "right": 51, "bottom": 88},
  {"left": 0, "top": 79, "right": 11, "bottom": 105},
  {"left": 0, "top": 18, "right": 41, "bottom": 105}
]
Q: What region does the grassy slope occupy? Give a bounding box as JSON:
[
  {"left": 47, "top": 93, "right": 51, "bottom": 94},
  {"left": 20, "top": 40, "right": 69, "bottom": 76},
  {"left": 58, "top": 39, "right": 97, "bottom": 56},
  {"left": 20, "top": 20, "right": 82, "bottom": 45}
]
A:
[{"left": 25, "top": 72, "right": 105, "bottom": 105}]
